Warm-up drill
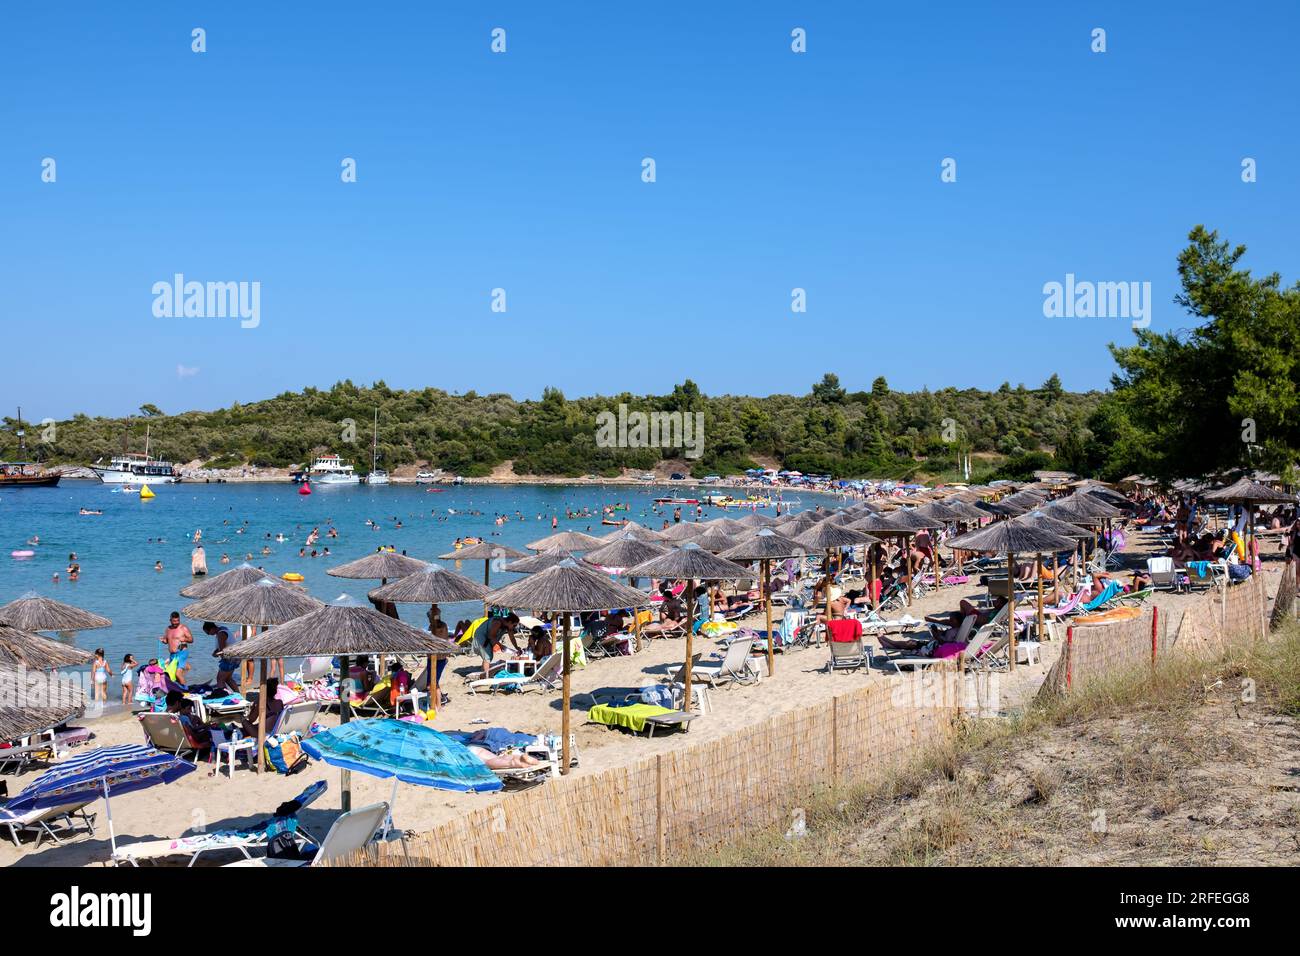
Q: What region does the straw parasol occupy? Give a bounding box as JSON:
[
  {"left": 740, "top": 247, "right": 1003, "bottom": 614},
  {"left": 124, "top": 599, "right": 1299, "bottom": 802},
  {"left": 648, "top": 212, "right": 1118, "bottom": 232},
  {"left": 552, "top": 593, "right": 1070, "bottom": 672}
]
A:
[
  {"left": 795, "top": 523, "right": 881, "bottom": 623},
  {"left": 1202, "top": 477, "right": 1295, "bottom": 561},
  {"left": 583, "top": 535, "right": 669, "bottom": 574},
  {"left": 437, "top": 541, "right": 528, "bottom": 589},
  {"left": 0, "top": 667, "right": 87, "bottom": 742},
  {"left": 720, "top": 528, "right": 807, "bottom": 675},
  {"left": 0, "top": 622, "right": 94, "bottom": 669},
  {"left": 849, "top": 509, "right": 941, "bottom": 606},
  {"left": 689, "top": 525, "right": 743, "bottom": 554},
  {"left": 596, "top": 520, "right": 664, "bottom": 543},
  {"left": 505, "top": 548, "right": 574, "bottom": 574},
  {"left": 625, "top": 544, "right": 754, "bottom": 714},
  {"left": 221, "top": 594, "right": 458, "bottom": 808},
  {"left": 179, "top": 562, "right": 279, "bottom": 599},
  {"left": 484, "top": 560, "right": 653, "bottom": 774},
  {"left": 0, "top": 593, "right": 111, "bottom": 633},
  {"left": 525, "top": 530, "right": 606, "bottom": 552},
  {"left": 736, "top": 512, "right": 777, "bottom": 529},
  {"left": 369, "top": 563, "right": 490, "bottom": 713},
  {"left": 656, "top": 521, "right": 705, "bottom": 542},
  {"left": 777, "top": 511, "right": 823, "bottom": 535},
  {"left": 327, "top": 551, "right": 430, "bottom": 583},
  {"left": 945, "top": 517, "right": 1078, "bottom": 671},
  {"left": 182, "top": 578, "right": 324, "bottom": 627}
]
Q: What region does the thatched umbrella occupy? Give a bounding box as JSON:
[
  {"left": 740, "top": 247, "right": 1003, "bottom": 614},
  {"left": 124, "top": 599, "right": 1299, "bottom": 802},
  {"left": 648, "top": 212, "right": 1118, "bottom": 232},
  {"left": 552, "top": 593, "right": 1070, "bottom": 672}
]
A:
[
  {"left": 437, "top": 541, "right": 528, "bottom": 587},
  {"left": 1014, "top": 510, "right": 1095, "bottom": 641},
  {"left": 182, "top": 579, "right": 325, "bottom": 772},
  {"left": 656, "top": 521, "right": 705, "bottom": 543},
  {"left": 327, "top": 551, "right": 429, "bottom": 586},
  {"left": 0, "top": 667, "right": 86, "bottom": 743},
  {"left": 596, "top": 520, "right": 663, "bottom": 543},
  {"left": 720, "top": 528, "right": 806, "bottom": 674},
  {"left": 0, "top": 594, "right": 111, "bottom": 633},
  {"left": 795, "top": 523, "right": 881, "bottom": 623},
  {"left": 690, "top": 525, "right": 743, "bottom": 554},
  {"left": 850, "top": 509, "right": 940, "bottom": 606},
  {"left": 505, "top": 548, "right": 575, "bottom": 574},
  {"left": 777, "top": 511, "right": 823, "bottom": 536},
  {"left": 484, "top": 560, "right": 653, "bottom": 774},
  {"left": 221, "top": 595, "right": 458, "bottom": 809},
  {"left": 369, "top": 564, "right": 490, "bottom": 711},
  {"left": 736, "top": 512, "right": 777, "bottom": 529},
  {"left": 525, "top": 530, "right": 606, "bottom": 552},
  {"left": 0, "top": 622, "right": 93, "bottom": 669},
  {"left": 1202, "top": 478, "right": 1294, "bottom": 563},
  {"left": 583, "top": 535, "right": 670, "bottom": 652},
  {"left": 179, "top": 562, "right": 278, "bottom": 599},
  {"left": 625, "top": 545, "right": 754, "bottom": 711},
  {"left": 182, "top": 578, "right": 324, "bottom": 627},
  {"left": 945, "top": 518, "right": 1078, "bottom": 671}
]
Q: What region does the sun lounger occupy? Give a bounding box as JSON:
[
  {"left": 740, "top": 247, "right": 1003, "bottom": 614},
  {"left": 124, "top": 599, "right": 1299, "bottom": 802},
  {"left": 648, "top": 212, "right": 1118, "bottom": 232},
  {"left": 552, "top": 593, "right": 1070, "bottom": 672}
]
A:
[
  {"left": 224, "top": 799, "right": 390, "bottom": 868},
  {"left": 587, "top": 702, "right": 696, "bottom": 737},
  {"left": 1, "top": 801, "right": 97, "bottom": 849},
  {"left": 468, "top": 653, "right": 562, "bottom": 695},
  {"left": 692, "top": 639, "right": 759, "bottom": 688},
  {"left": 138, "top": 712, "right": 210, "bottom": 764},
  {"left": 0, "top": 741, "right": 55, "bottom": 775},
  {"left": 274, "top": 700, "right": 321, "bottom": 737},
  {"left": 115, "top": 780, "right": 328, "bottom": 866},
  {"left": 826, "top": 637, "right": 868, "bottom": 673}
]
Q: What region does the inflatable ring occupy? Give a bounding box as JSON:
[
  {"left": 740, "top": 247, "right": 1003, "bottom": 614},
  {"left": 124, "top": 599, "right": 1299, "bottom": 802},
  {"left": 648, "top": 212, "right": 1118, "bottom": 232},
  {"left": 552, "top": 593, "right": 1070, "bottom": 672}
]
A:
[
  {"left": 11, "top": 550, "right": 35, "bottom": 559},
  {"left": 282, "top": 572, "right": 305, "bottom": 582}
]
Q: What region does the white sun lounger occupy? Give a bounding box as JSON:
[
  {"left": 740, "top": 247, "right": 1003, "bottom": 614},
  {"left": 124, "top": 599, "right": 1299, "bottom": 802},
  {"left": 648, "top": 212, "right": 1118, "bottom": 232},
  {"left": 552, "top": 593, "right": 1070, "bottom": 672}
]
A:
[
  {"left": 1, "top": 801, "right": 97, "bottom": 849},
  {"left": 692, "top": 639, "right": 760, "bottom": 688},
  {"left": 224, "top": 801, "right": 390, "bottom": 867},
  {"left": 468, "top": 653, "right": 562, "bottom": 695}
]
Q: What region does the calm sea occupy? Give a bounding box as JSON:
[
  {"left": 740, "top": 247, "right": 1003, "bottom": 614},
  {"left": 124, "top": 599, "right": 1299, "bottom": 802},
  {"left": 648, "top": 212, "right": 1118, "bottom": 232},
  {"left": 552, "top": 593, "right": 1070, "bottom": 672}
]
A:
[{"left": 0, "top": 480, "right": 832, "bottom": 683}]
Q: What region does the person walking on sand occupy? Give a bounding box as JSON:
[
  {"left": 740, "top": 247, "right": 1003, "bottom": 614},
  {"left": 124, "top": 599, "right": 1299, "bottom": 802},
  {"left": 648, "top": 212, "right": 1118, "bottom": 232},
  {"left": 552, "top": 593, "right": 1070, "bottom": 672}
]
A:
[
  {"left": 121, "top": 654, "right": 137, "bottom": 704},
  {"left": 161, "top": 611, "right": 194, "bottom": 683},
  {"left": 92, "top": 649, "right": 113, "bottom": 704}
]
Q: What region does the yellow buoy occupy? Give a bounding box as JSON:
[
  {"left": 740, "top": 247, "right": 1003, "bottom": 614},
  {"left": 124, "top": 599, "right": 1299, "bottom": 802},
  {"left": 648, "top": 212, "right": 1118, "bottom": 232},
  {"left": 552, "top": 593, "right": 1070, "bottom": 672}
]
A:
[{"left": 139, "top": 484, "right": 155, "bottom": 499}]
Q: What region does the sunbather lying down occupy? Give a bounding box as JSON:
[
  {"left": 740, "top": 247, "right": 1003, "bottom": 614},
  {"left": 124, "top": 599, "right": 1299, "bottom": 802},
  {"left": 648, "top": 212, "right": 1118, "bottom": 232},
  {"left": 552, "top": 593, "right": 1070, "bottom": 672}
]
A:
[{"left": 468, "top": 745, "right": 540, "bottom": 770}]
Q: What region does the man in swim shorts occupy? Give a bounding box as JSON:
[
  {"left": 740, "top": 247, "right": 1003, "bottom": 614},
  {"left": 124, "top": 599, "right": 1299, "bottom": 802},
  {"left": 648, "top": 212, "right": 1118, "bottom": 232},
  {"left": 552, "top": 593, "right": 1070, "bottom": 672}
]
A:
[
  {"left": 205, "top": 621, "right": 240, "bottom": 692},
  {"left": 473, "top": 613, "right": 521, "bottom": 679},
  {"left": 161, "top": 611, "right": 194, "bottom": 683}
]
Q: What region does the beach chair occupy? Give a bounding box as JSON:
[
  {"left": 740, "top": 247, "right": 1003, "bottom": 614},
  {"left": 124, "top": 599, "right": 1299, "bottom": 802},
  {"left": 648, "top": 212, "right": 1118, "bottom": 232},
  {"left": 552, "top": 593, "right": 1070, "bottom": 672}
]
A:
[
  {"left": 224, "top": 800, "right": 391, "bottom": 868},
  {"left": 826, "top": 637, "right": 867, "bottom": 674},
  {"left": 721, "top": 601, "right": 755, "bottom": 622},
  {"left": 467, "top": 653, "right": 562, "bottom": 695},
  {"left": 692, "top": 639, "right": 760, "bottom": 688},
  {"left": 138, "top": 712, "right": 209, "bottom": 764},
  {"left": 879, "top": 614, "right": 974, "bottom": 673},
  {"left": 1146, "top": 557, "right": 1181, "bottom": 593},
  {"left": 288, "top": 656, "right": 335, "bottom": 683},
  {"left": 113, "top": 780, "right": 329, "bottom": 866},
  {"left": 1, "top": 801, "right": 97, "bottom": 849},
  {"left": 274, "top": 700, "right": 321, "bottom": 737},
  {"left": 0, "top": 740, "right": 55, "bottom": 775}
]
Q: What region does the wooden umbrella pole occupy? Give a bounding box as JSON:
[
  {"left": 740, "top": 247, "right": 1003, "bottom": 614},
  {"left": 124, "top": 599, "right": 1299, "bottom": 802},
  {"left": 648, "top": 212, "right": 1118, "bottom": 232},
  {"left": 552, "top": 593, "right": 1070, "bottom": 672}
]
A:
[
  {"left": 338, "top": 653, "right": 352, "bottom": 811},
  {"left": 561, "top": 616, "right": 572, "bottom": 775},
  {"left": 1007, "top": 553, "right": 1017, "bottom": 672},
  {"left": 824, "top": 551, "right": 833, "bottom": 625},
  {"left": 904, "top": 533, "right": 913, "bottom": 606},
  {"left": 868, "top": 545, "right": 877, "bottom": 609},
  {"left": 484, "top": 560, "right": 490, "bottom": 586},
  {"left": 763, "top": 558, "right": 775, "bottom": 676},
  {"left": 255, "top": 659, "right": 268, "bottom": 773},
  {"left": 426, "top": 654, "right": 435, "bottom": 716},
  {"left": 683, "top": 579, "right": 696, "bottom": 710},
  {"left": 1036, "top": 554, "right": 1045, "bottom": 643}
]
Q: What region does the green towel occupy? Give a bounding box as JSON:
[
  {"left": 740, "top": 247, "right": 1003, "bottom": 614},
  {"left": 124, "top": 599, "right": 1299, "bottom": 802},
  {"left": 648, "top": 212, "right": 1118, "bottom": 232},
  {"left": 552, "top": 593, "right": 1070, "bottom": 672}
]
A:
[{"left": 587, "top": 703, "right": 675, "bottom": 733}]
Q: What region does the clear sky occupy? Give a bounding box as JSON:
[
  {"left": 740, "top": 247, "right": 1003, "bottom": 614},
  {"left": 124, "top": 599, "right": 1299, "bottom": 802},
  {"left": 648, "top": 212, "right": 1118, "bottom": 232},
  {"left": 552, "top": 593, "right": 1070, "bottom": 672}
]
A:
[{"left": 3, "top": 1, "right": 1296, "bottom": 420}]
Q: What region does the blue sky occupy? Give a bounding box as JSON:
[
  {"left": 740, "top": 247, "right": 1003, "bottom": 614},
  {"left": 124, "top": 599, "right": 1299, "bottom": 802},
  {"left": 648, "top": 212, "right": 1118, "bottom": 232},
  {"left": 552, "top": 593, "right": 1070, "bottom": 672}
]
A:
[{"left": 3, "top": 1, "right": 1296, "bottom": 420}]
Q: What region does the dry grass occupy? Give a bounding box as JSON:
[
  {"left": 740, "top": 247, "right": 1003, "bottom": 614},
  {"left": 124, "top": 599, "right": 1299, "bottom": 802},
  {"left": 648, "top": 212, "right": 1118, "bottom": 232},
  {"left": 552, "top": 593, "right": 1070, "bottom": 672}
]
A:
[{"left": 697, "top": 623, "right": 1300, "bottom": 867}]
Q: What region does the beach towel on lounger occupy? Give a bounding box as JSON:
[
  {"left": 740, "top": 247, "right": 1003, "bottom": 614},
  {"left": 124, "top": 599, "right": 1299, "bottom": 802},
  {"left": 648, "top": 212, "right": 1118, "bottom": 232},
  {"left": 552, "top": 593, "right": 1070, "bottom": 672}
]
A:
[{"left": 587, "top": 703, "right": 675, "bottom": 734}]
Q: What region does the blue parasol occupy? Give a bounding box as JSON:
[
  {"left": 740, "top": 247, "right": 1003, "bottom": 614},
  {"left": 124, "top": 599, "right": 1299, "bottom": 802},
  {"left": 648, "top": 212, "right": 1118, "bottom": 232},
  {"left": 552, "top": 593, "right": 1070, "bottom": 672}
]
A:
[
  {"left": 4, "top": 743, "right": 196, "bottom": 854},
  {"left": 302, "top": 719, "right": 501, "bottom": 794}
]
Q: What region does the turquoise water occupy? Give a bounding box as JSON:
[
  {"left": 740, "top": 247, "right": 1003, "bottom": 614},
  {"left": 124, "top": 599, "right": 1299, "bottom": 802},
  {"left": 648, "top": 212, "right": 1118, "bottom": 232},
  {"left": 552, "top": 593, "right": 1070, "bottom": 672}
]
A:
[{"left": 1, "top": 481, "right": 829, "bottom": 683}]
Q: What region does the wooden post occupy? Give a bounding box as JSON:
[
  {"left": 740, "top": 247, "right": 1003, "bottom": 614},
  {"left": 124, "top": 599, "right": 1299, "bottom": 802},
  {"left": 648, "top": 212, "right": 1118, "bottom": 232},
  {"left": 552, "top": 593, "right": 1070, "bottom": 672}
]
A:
[
  {"left": 683, "top": 579, "right": 696, "bottom": 709},
  {"left": 1065, "top": 626, "right": 1073, "bottom": 691},
  {"left": 1151, "top": 606, "right": 1159, "bottom": 667},
  {"left": 655, "top": 753, "right": 665, "bottom": 865},
  {"left": 338, "top": 653, "right": 351, "bottom": 811},
  {"left": 425, "top": 654, "right": 435, "bottom": 717},
  {"left": 868, "top": 544, "right": 877, "bottom": 609},
  {"left": 831, "top": 696, "right": 839, "bottom": 787},
  {"left": 763, "top": 558, "right": 775, "bottom": 676},
  {"left": 1035, "top": 554, "right": 1045, "bottom": 643},
  {"left": 903, "top": 533, "right": 913, "bottom": 606},
  {"left": 823, "top": 551, "right": 833, "bottom": 624},
  {"left": 255, "top": 659, "right": 268, "bottom": 773},
  {"left": 561, "top": 616, "right": 572, "bottom": 775},
  {"left": 1007, "top": 552, "right": 1017, "bottom": 672}
]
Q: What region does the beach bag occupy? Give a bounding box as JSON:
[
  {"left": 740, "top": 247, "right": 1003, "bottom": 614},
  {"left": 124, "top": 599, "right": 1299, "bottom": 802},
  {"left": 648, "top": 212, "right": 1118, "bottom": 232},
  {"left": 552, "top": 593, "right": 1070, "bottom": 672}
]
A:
[{"left": 264, "top": 732, "right": 307, "bottom": 774}]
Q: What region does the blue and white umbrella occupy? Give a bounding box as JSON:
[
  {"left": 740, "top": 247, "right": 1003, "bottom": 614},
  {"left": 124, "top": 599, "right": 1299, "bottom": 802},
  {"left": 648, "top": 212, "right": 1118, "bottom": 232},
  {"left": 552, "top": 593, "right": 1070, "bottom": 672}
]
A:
[{"left": 4, "top": 743, "right": 195, "bottom": 853}]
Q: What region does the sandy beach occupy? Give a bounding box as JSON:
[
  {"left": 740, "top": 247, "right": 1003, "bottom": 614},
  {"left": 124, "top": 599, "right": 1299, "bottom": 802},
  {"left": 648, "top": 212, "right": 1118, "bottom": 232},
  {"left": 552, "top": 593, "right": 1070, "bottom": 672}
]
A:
[{"left": 5, "top": 517, "right": 1278, "bottom": 868}]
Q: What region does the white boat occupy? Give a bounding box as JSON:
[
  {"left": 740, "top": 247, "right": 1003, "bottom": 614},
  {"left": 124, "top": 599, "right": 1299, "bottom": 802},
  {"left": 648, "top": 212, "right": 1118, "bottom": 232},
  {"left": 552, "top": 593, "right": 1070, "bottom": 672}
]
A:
[
  {"left": 92, "top": 453, "right": 181, "bottom": 484},
  {"left": 308, "top": 454, "right": 360, "bottom": 485},
  {"left": 363, "top": 410, "right": 389, "bottom": 485},
  {"left": 92, "top": 424, "right": 181, "bottom": 483}
]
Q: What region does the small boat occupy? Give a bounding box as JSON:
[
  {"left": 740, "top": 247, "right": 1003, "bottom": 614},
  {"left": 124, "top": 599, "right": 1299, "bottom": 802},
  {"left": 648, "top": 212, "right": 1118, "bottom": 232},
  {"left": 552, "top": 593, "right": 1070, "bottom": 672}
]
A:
[
  {"left": 601, "top": 519, "right": 628, "bottom": 527},
  {"left": 0, "top": 409, "right": 60, "bottom": 487},
  {"left": 654, "top": 497, "right": 699, "bottom": 505},
  {"left": 364, "top": 410, "right": 389, "bottom": 485}
]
